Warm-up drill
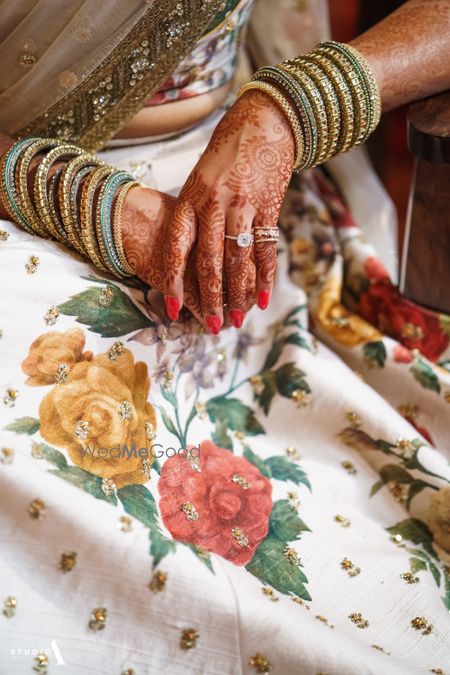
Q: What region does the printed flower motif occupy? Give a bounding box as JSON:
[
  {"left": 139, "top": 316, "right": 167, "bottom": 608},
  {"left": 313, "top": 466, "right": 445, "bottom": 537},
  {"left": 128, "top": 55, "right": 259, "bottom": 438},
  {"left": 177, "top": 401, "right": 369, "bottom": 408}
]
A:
[
  {"left": 359, "top": 281, "right": 449, "bottom": 362},
  {"left": 39, "top": 349, "right": 156, "bottom": 487},
  {"left": 393, "top": 344, "right": 414, "bottom": 364},
  {"left": 22, "top": 329, "right": 93, "bottom": 386},
  {"left": 363, "top": 256, "right": 389, "bottom": 282},
  {"left": 427, "top": 485, "right": 450, "bottom": 563},
  {"left": 159, "top": 440, "right": 272, "bottom": 565}
]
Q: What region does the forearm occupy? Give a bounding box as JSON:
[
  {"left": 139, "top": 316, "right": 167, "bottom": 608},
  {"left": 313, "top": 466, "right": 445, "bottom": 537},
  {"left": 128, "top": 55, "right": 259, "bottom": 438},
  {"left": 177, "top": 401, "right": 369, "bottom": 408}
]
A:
[{"left": 351, "top": 0, "right": 450, "bottom": 112}]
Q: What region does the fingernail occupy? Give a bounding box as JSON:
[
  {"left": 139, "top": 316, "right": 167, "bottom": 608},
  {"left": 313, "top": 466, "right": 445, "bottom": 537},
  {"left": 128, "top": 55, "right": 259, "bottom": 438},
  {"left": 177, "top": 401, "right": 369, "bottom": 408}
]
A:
[
  {"left": 205, "top": 315, "right": 222, "bottom": 335},
  {"left": 230, "top": 309, "right": 245, "bottom": 329},
  {"left": 165, "top": 296, "right": 180, "bottom": 321},
  {"left": 258, "top": 290, "right": 270, "bottom": 310}
]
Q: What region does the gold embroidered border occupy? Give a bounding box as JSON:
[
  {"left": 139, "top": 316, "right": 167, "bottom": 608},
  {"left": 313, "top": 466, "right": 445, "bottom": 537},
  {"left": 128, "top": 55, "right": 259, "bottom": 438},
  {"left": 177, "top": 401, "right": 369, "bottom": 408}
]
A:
[{"left": 18, "top": 0, "right": 225, "bottom": 152}]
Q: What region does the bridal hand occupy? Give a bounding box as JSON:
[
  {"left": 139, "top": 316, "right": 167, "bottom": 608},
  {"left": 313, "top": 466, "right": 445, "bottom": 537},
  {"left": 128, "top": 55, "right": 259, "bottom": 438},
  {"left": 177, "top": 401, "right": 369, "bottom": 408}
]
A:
[{"left": 162, "top": 90, "right": 295, "bottom": 333}]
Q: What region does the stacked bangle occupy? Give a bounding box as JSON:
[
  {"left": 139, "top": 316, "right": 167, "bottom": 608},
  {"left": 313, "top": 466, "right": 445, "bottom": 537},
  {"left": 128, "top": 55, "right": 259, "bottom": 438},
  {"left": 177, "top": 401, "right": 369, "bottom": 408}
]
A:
[
  {"left": 240, "top": 40, "right": 381, "bottom": 171},
  {"left": 0, "top": 137, "right": 139, "bottom": 279}
]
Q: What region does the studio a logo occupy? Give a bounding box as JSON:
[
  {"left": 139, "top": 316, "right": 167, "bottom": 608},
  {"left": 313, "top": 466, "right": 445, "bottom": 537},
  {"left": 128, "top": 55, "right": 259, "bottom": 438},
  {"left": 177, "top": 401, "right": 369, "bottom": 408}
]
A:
[
  {"left": 51, "top": 639, "right": 66, "bottom": 666},
  {"left": 10, "top": 639, "right": 66, "bottom": 666}
]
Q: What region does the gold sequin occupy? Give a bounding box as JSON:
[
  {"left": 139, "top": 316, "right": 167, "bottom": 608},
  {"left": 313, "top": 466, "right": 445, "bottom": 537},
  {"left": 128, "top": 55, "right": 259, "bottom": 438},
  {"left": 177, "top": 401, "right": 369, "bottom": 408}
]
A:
[
  {"left": 0, "top": 229, "right": 9, "bottom": 241},
  {"left": 0, "top": 447, "right": 14, "bottom": 464},
  {"left": 411, "top": 616, "right": 433, "bottom": 635},
  {"left": 398, "top": 403, "right": 419, "bottom": 418},
  {"left": 98, "top": 285, "right": 114, "bottom": 307},
  {"left": 445, "top": 392, "right": 450, "bottom": 404},
  {"left": 346, "top": 411, "right": 362, "bottom": 428},
  {"left": 59, "top": 551, "right": 77, "bottom": 572},
  {"left": 28, "top": 498, "right": 45, "bottom": 519},
  {"left": 341, "top": 460, "right": 357, "bottom": 475},
  {"left": 44, "top": 305, "right": 60, "bottom": 326},
  {"left": 195, "top": 401, "right": 207, "bottom": 419},
  {"left": 396, "top": 438, "right": 415, "bottom": 458},
  {"left": 149, "top": 570, "right": 167, "bottom": 592},
  {"left": 180, "top": 502, "right": 199, "bottom": 521},
  {"left": 291, "top": 597, "right": 311, "bottom": 609},
  {"left": 387, "top": 481, "right": 409, "bottom": 504},
  {"left": 334, "top": 515, "right": 351, "bottom": 527},
  {"left": 59, "top": 70, "right": 78, "bottom": 90},
  {"left": 145, "top": 421, "right": 156, "bottom": 441},
  {"left": 31, "top": 442, "right": 44, "bottom": 459},
  {"left": 400, "top": 571, "right": 419, "bottom": 584},
  {"left": 315, "top": 615, "right": 334, "bottom": 628},
  {"left": 401, "top": 323, "right": 424, "bottom": 340},
  {"left": 186, "top": 449, "right": 201, "bottom": 472},
  {"left": 250, "top": 375, "right": 265, "bottom": 395},
  {"left": 283, "top": 545, "right": 301, "bottom": 566},
  {"left": 250, "top": 654, "right": 272, "bottom": 673},
  {"left": 431, "top": 669, "right": 445, "bottom": 674},
  {"left": 287, "top": 491, "right": 300, "bottom": 510},
  {"left": 108, "top": 341, "right": 124, "bottom": 360},
  {"left": 292, "top": 390, "right": 310, "bottom": 407},
  {"left": 121, "top": 670, "right": 136, "bottom": 675},
  {"left": 180, "top": 628, "right": 199, "bottom": 650},
  {"left": 232, "top": 474, "right": 251, "bottom": 490},
  {"left": 340, "top": 558, "right": 360, "bottom": 577},
  {"left": 141, "top": 459, "right": 152, "bottom": 479},
  {"left": 231, "top": 527, "right": 249, "bottom": 548},
  {"left": 55, "top": 363, "right": 70, "bottom": 384},
  {"left": 286, "top": 446, "right": 301, "bottom": 460},
  {"left": 19, "top": 52, "right": 37, "bottom": 69},
  {"left": 261, "top": 587, "right": 279, "bottom": 602},
  {"left": 4, "top": 388, "right": 18, "bottom": 407},
  {"left": 89, "top": 607, "right": 107, "bottom": 631},
  {"left": 391, "top": 533, "right": 403, "bottom": 544},
  {"left": 3, "top": 596, "right": 17, "bottom": 618},
  {"left": 349, "top": 612, "right": 369, "bottom": 629},
  {"left": 101, "top": 478, "right": 116, "bottom": 496},
  {"left": 75, "top": 419, "right": 90, "bottom": 440},
  {"left": 330, "top": 316, "right": 350, "bottom": 328},
  {"left": 118, "top": 400, "right": 133, "bottom": 421},
  {"left": 33, "top": 652, "right": 49, "bottom": 674},
  {"left": 118, "top": 516, "right": 133, "bottom": 532},
  {"left": 25, "top": 255, "right": 40, "bottom": 273}
]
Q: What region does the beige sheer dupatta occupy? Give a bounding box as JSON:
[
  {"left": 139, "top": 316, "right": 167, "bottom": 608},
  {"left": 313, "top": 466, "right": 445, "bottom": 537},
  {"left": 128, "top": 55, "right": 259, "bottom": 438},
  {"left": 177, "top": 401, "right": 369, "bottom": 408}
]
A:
[{"left": 0, "top": 0, "right": 224, "bottom": 151}]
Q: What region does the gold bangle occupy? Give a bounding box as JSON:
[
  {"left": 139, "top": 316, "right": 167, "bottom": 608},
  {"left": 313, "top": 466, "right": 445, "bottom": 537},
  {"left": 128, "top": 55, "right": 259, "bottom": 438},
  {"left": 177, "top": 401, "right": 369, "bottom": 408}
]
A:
[
  {"left": 112, "top": 181, "right": 140, "bottom": 276},
  {"left": 238, "top": 81, "right": 304, "bottom": 169},
  {"left": 80, "top": 165, "right": 112, "bottom": 272}
]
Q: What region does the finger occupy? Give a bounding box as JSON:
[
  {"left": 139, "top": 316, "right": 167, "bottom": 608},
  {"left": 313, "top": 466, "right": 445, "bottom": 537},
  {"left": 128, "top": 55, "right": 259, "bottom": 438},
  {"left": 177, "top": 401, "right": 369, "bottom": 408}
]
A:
[
  {"left": 253, "top": 215, "right": 279, "bottom": 310},
  {"left": 183, "top": 248, "right": 203, "bottom": 324},
  {"left": 224, "top": 210, "right": 254, "bottom": 328},
  {"left": 196, "top": 194, "right": 225, "bottom": 334}
]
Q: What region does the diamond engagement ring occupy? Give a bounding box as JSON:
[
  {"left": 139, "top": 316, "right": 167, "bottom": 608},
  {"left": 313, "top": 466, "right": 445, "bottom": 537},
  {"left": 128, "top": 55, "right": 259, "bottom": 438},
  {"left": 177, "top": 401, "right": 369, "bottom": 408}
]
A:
[{"left": 224, "top": 233, "right": 254, "bottom": 248}]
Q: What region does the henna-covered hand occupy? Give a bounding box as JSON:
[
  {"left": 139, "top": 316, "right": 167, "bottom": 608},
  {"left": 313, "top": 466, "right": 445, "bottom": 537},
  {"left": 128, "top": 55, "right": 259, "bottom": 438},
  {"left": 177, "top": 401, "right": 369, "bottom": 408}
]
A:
[{"left": 162, "top": 90, "right": 295, "bottom": 333}]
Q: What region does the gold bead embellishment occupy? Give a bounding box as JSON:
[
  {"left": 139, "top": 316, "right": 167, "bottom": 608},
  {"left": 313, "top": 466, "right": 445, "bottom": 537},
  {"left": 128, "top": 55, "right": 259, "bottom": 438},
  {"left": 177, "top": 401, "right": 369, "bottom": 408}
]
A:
[
  {"left": 292, "top": 390, "right": 310, "bottom": 407},
  {"left": 346, "top": 410, "right": 362, "bottom": 428},
  {"left": 19, "top": 52, "right": 37, "bottom": 69},
  {"left": 118, "top": 400, "right": 133, "bottom": 421},
  {"left": 3, "top": 388, "right": 18, "bottom": 407},
  {"left": 334, "top": 515, "right": 351, "bottom": 528},
  {"left": 59, "top": 551, "right": 77, "bottom": 572},
  {"left": 121, "top": 670, "right": 136, "bottom": 675},
  {"left": 288, "top": 491, "right": 300, "bottom": 511},
  {"left": 25, "top": 255, "right": 40, "bottom": 274},
  {"left": 28, "top": 498, "right": 45, "bottom": 519},
  {"left": 89, "top": 607, "right": 107, "bottom": 631},
  {"left": 107, "top": 341, "right": 124, "bottom": 360},
  {"left": 118, "top": 516, "right": 133, "bottom": 532},
  {"left": 390, "top": 533, "right": 404, "bottom": 545},
  {"left": 315, "top": 615, "right": 334, "bottom": 628},
  {"left": 195, "top": 401, "right": 207, "bottom": 419},
  {"left": 371, "top": 644, "right": 391, "bottom": 655},
  {"left": 31, "top": 442, "right": 43, "bottom": 459},
  {"left": 180, "top": 628, "right": 199, "bottom": 650},
  {"left": 430, "top": 669, "right": 444, "bottom": 674},
  {"left": 181, "top": 502, "right": 199, "bottom": 521},
  {"left": 101, "top": 478, "right": 116, "bottom": 497},
  {"left": 186, "top": 449, "right": 201, "bottom": 473},
  {"left": 401, "top": 323, "right": 424, "bottom": 340},
  {"left": 341, "top": 460, "right": 357, "bottom": 475},
  {"left": 55, "top": 363, "right": 70, "bottom": 384},
  {"left": 396, "top": 439, "right": 415, "bottom": 458},
  {"left": 283, "top": 545, "right": 301, "bottom": 566},
  {"left": 398, "top": 403, "right": 419, "bottom": 418},
  {"left": 33, "top": 652, "right": 49, "bottom": 674},
  {"left": 141, "top": 459, "right": 152, "bottom": 479},
  {"left": 340, "top": 558, "right": 360, "bottom": 577},
  {"left": 444, "top": 392, "right": 450, "bottom": 404},
  {"left": 98, "top": 285, "right": 114, "bottom": 307},
  {"left": 411, "top": 616, "right": 433, "bottom": 635},
  {"left": 149, "top": 570, "right": 167, "bottom": 592},
  {"left": 349, "top": 612, "right": 369, "bottom": 629},
  {"left": 400, "top": 572, "right": 419, "bottom": 585},
  {"left": 231, "top": 527, "right": 249, "bottom": 548},
  {"left": 291, "top": 597, "right": 311, "bottom": 610},
  {"left": 0, "top": 447, "right": 14, "bottom": 464},
  {"left": 286, "top": 446, "right": 301, "bottom": 460},
  {"left": 250, "top": 654, "right": 272, "bottom": 673},
  {"left": 250, "top": 375, "right": 265, "bottom": 396},
  {"left": 3, "top": 596, "right": 17, "bottom": 618},
  {"left": 0, "top": 229, "right": 9, "bottom": 241},
  {"left": 387, "top": 481, "right": 409, "bottom": 504},
  {"left": 144, "top": 421, "right": 156, "bottom": 441},
  {"left": 232, "top": 474, "right": 251, "bottom": 490},
  {"left": 44, "top": 305, "right": 60, "bottom": 326},
  {"left": 261, "top": 587, "right": 279, "bottom": 602},
  {"left": 75, "top": 420, "right": 90, "bottom": 440}
]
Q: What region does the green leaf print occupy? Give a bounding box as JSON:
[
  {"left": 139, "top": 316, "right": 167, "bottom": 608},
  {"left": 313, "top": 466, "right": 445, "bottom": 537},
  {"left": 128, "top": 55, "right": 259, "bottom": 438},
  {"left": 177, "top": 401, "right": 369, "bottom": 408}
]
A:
[
  {"left": 149, "top": 529, "right": 176, "bottom": 568},
  {"left": 379, "top": 464, "right": 413, "bottom": 484},
  {"left": 38, "top": 442, "right": 68, "bottom": 470},
  {"left": 269, "top": 500, "right": 311, "bottom": 542},
  {"left": 206, "top": 397, "right": 265, "bottom": 436},
  {"left": 49, "top": 466, "right": 117, "bottom": 505},
  {"left": 117, "top": 484, "right": 158, "bottom": 529},
  {"left": 211, "top": 419, "right": 234, "bottom": 451},
  {"left": 4, "top": 416, "right": 40, "bottom": 435},
  {"left": 243, "top": 446, "right": 272, "bottom": 478},
  {"left": 410, "top": 359, "right": 441, "bottom": 394},
  {"left": 184, "top": 544, "right": 215, "bottom": 573},
  {"left": 254, "top": 370, "right": 278, "bottom": 415},
  {"left": 265, "top": 456, "right": 312, "bottom": 490},
  {"left": 58, "top": 283, "right": 153, "bottom": 337},
  {"left": 246, "top": 536, "right": 311, "bottom": 601},
  {"left": 362, "top": 341, "right": 387, "bottom": 368},
  {"left": 274, "top": 363, "right": 310, "bottom": 399},
  {"left": 386, "top": 518, "right": 436, "bottom": 559},
  {"left": 442, "top": 571, "right": 450, "bottom": 611},
  {"left": 409, "top": 557, "right": 427, "bottom": 573},
  {"left": 159, "top": 407, "right": 180, "bottom": 441}
]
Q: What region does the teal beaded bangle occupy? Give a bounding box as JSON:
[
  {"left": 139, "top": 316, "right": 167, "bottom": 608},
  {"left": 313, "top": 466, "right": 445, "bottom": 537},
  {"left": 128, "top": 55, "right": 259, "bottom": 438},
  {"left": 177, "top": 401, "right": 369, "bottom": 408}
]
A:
[
  {"left": 97, "top": 170, "right": 135, "bottom": 277},
  {"left": 0, "top": 138, "right": 38, "bottom": 233}
]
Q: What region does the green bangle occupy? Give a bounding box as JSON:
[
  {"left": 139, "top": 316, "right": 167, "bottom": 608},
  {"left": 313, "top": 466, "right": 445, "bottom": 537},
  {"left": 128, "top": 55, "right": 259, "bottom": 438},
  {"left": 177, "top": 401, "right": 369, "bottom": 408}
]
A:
[
  {"left": 97, "top": 170, "right": 135, "bottom": 277},
  {"left": 0, "top": 138, "right": 38, "bottom": 233}
]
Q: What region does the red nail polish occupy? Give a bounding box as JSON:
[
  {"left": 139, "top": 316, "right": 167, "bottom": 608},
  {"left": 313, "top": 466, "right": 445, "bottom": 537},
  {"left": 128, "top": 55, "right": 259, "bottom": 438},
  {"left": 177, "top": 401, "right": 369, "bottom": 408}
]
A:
[
  {"left": 205, "top": 315, "right": 222, "bottom": 335},
  {"left": 230, "top": 309, "right": 245, "bottom": 329},
  {"left": 258, "top": 290, "right": 270, "bottom": 310},
  {"left": 165, "top": 296, "right": 180, "bottom": 321}
]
